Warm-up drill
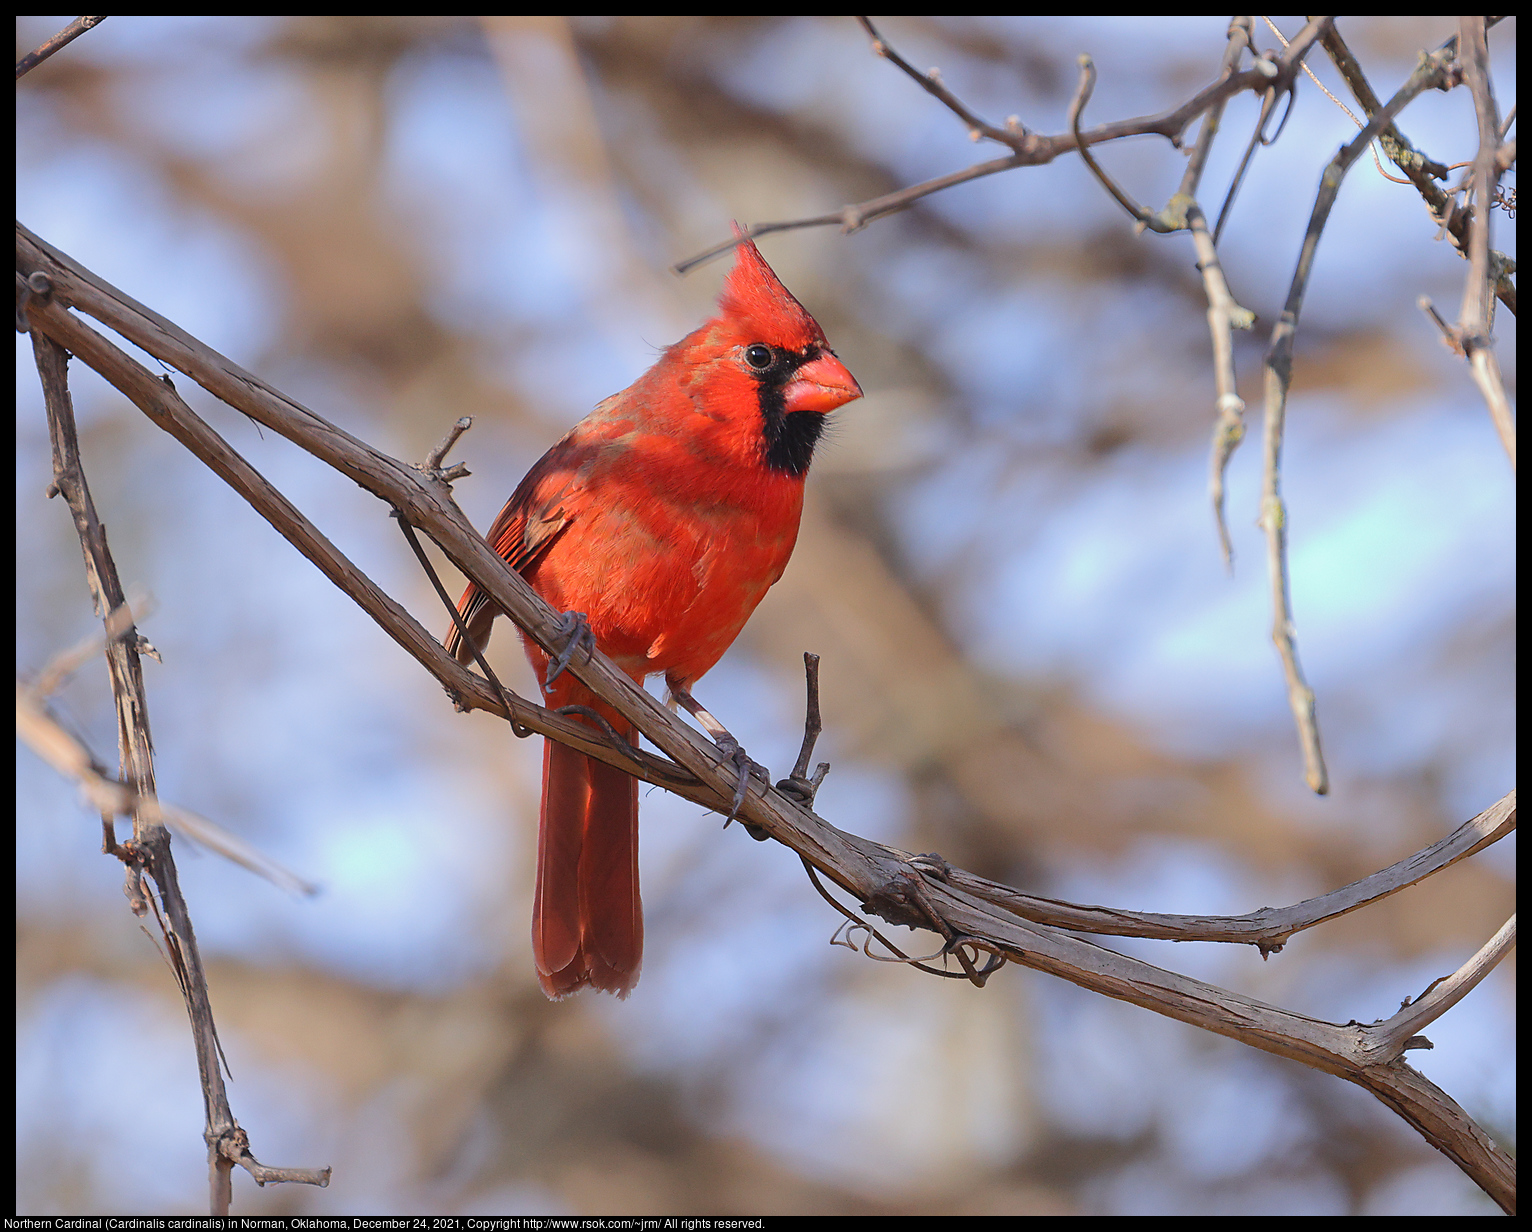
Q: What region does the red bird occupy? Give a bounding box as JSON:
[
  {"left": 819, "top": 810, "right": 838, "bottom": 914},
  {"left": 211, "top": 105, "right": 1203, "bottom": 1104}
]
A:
[{"left": 447, "top": 236, "right": 861, "bottom": 999}]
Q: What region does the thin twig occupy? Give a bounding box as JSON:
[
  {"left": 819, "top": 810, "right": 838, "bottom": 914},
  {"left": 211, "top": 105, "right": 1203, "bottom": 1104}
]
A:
[
  {"left": 30, "top": 590, "right": 153, "bottom": 699},
  {"left": 1068, "top": 55, "right": 1169, "bottom": 233},
  {"left": 1212, "top": 68, "right": 1287, "bottom": 247},
  {"left": 1190, "top": 204, "right": 1256, "bottom": 570},
  {"left": 421, "top": 415, "right": 473, "bottom": 484},
  {"left": 1453, "top": 17, "right": 1516, "bottom": 472},
  {"left": 1261, "top": 15, "right": 1412, "bottom": 187},
  {"left": 1177, "top": 20, "right": 1259, "bottom": 569},
  {"left": 802, "top": 856, "right": 1005, "bottom": 984},
  {"left": 673, "top": 156, "right": 1025, "bottom": 273},
  {"left": 392, "top": 506, "right": 538, "bottom": 740},
  {"left": 1259, "top": 44, "right": 1457, "bottom": 796},
  {"left": 1175, "top": 16, "right": 1253, "bottom": 204},
  {"left": 855, "top": 16, "right": 1023, "bottom": 150},
  {"left": 788, "top": 653, "right": 824, "bottom": 783},
  {"left": 946, "top": 789, "right": 1514, "bottom": 951},
  {"left": 1317, "top": 23, "right": 1516, "bottom": 317},
  {"left": 17, "top": 682, "right": 319, "bottom": 897},
  {"left": 1467, "top": 347, "right": 1516, "bottom": 470},
  {"left": 1212, "top": 19, "right": 1338, "bottom": 247},
  {"left": 675, "top": 15, "right": 1332, "bottom": 274},
  {"left": 15, "top": 15, "right": 108, "bottom": 81}
]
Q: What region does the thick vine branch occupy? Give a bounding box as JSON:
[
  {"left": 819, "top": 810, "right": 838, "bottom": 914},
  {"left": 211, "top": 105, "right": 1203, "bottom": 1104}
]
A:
[
  {"left": 948, "top": 789, "right": 1513, "bottom": 950},
  {"left": 17, "top": 222, "right": 1516, "bottom": 1209}
]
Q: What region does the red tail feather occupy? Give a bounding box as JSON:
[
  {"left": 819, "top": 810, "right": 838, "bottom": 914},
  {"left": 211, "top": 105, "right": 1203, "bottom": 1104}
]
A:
[
  {"left": 533, "top": 696, "right": 642, "bottom": 999},
  {"left": 447, "top": 234, "right": 859, "bottom": 998}
]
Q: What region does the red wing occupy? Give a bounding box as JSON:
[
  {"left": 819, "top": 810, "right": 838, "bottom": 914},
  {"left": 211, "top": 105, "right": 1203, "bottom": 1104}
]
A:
[
  {"left": 446, "top": 439, "right": 587, "bottom": 663},
  {"left": 482, "top": 464, "right": 576, "bottom": 576}
]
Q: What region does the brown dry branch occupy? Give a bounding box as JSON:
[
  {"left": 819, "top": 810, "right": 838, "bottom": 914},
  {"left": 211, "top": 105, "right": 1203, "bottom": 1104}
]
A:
[
  {"left": 854, "top": 14, "right": 1019, "bottom": 148},
  {"left": 678, "top": 19, "right": 1518, "bottom": 810},
  {"left": 673, "top": 15, "right": 1330, "bottom": 273},
  {"left": 1191, "top": 205, "right": 1255, "bottom": 569},
  {"left": 1317, "top": 21, "right": 1516, "bottom": 318},
  {"left": 1060, "top": 25, "right": 1255, "bottom": 571},
  {"left": 1452, "top": 17, "right": 1516, "bottom": 471},
  {"left": 24, "top": 325, "right": 331, "bottom": 1213},
  {"left": 1066, "top": 54, "right": 1168, "bottom": 233},
  {"left": 17, "top": 677, "right": 319, "bottom": 898},
  {"left": 14, "top": 15, "right": 108, "bottom": 81},
  {"left": 28, "top": 587, "right": 154, "bottom": 698},
  {"left": 1209, "top": 55, "right": 1300, "bottom": 247},
  {"left": 16, "top": 219, "right": 1516, "bottom": 1212},
  {"left": 1260, "top": 43, "right": 1462, "bottom": 799},
  {"left": 947, "top": 789, "right": 1514, "bottom": 951},
  {"left": 1173, "top": 19, "right": 1259, "bottom": 570}
]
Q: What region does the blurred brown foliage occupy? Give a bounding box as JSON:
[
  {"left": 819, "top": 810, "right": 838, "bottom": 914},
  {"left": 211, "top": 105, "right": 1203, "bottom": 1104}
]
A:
[{"left": 16, "top": 15, "right": 1513, "bottom": 1216}]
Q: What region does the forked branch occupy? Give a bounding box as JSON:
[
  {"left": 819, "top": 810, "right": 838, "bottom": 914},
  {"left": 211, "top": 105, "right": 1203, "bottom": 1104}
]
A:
[{"left": 17, "top": 223, "right": 1516, "bottom": 1211}]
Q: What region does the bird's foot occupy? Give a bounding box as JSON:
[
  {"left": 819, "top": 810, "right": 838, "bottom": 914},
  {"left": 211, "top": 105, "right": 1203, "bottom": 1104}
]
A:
[
  {"left": 712, "top": 733, "right": 771, "bottom": 829},
  {"left": 669, "top": 684, "right": 770, "bottom": 834},
  {"left": 545, "top": 610, "right": 595, "bottom": 689}
]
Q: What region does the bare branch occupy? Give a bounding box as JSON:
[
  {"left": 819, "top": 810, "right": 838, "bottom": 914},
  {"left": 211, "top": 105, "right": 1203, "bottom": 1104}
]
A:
[
  {"left": 947, "top": 789, "right": 1514, "bottom": 950},
  {"left": 1175, "top": 16, "right": 1254, "bottom": 203},
  {"left": 1371, "top": 915, "right": 1517, "bottom": 1061},
  {"left": 420, "top": 415, "right": 473, "bottom": 484},
  {"left": 1169, "top": 20, "right": 1262, "bottom": 569},
  {"left": 856, "top": 16, "right": 1024, "bottom": 150},
  {"left": 29, "top": 590, "right": 153, "bottom": 700},
  {"left": 27, "top": 320, "right": 329, "bottom": 1214},
  {"left": 1068, "top": 55, "right": 1167, "bottom": 232},
  {"left": 1453, "top": 17, "right": 1516, "bottom": 472},
  {"left": 672, "top": 156, "right": 1025, "bottom": 274},
  {"left": 15, "top": 15, "right": 108, "bottom": 81},
  {"left": 677, "top": 16, "right": 1333, "bottom": 273},
  {"left": 18, "top": 206, "right": 1516, "bottom": 1210},
  {"left": 1318, "top": 23, "right": 1516, "bottom": 317},
  {"left": 17, "top": 681, "right": 319, "bottom": 897},
  {"left": 1259, "top": 44, "right": 1458, "bottom": 797}
]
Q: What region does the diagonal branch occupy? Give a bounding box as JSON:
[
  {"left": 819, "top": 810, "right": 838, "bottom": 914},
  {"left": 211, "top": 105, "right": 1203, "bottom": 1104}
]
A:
[
  {"left": 856, "top": 15, "right": 1023, "bottom": 149},
  {"left": 17, "top": 222, "right": 1515, "bottom": 1211},
  {"left": 17, "top": 679, "right": 319, "bottom": 897},
  {"left": 15, "top": 15, "right": 108, "bottom": 81},
  {"left": 1370, "top": 914, "right": 1516, "bottom": 1061}
]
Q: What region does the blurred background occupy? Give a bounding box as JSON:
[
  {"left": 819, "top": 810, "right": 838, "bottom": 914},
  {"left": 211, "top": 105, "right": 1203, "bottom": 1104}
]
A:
[{"left": 15, "top": 15, "right": 1515, "bottom": 1217}]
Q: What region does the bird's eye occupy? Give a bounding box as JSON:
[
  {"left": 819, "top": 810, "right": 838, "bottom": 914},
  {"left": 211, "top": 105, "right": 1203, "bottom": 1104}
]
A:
[{"left": 744, "top": 344, "right": 774, "bottom": 371}]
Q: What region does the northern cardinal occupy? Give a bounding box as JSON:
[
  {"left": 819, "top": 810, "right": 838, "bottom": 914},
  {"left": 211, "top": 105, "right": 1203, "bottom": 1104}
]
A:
[{"left": 447, "top": 235, "right": 862, "bottom": 999}]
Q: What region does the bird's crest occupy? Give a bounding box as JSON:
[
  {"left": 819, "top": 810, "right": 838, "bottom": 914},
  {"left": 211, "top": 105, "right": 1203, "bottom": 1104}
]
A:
[{"left": 716, "top": 224, "right": 826, "bottom": 351}]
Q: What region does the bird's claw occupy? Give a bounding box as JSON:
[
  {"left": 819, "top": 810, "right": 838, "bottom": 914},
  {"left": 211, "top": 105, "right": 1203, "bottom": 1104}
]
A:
[
  {"left": 545, "top": 610, "right": 595, "bottom": 689},
  {"left": 715, "top": 736, "right": 769, "bottom": 827}
]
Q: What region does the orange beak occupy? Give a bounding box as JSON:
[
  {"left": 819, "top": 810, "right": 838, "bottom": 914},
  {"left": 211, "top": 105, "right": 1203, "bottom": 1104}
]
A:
[{"left": 782, "top": 351, "right": 862, "bottom": 414}]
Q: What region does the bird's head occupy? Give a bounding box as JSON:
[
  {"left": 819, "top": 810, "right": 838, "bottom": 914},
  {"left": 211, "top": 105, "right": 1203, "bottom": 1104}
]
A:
[{"left": 670, "top": 229, "right": 862, "bottom": 478}]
